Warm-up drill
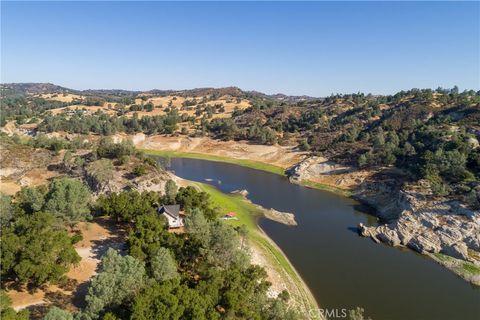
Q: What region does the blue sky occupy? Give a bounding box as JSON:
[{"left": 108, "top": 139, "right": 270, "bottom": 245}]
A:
[{"left": 1, "top": 1, "right": 479, "bottom": 96}]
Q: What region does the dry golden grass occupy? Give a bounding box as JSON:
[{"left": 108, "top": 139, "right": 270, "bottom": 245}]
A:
[
  {"left": 49, "top": 105, "right": 117, "bottom": 115},
  {"left": 67, "top": 218, "right": 127, "bottom": 283},
  {"left": 45, "top": 95, "right": 251, "bottom": 133},
  {"left": 38, "top": 93, "right": 84, "bottom": 103},
  {"left": 0, "top": 180, "right": 21, "bottom": 195},
  {"left": 51, "top": 95, "right": 249, "bottom": 118},
  {"left": 135, "top": 96, "right": 186, "bottom": 108},
  {"left": 39, "top": 92, "right": 251, "bottom": 121}
]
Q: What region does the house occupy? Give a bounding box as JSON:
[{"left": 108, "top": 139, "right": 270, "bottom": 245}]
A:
[{"left": 158, "top": 205, "right": 184, "bottom": 228}]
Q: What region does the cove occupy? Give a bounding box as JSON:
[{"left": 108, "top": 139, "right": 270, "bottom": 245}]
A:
[{"left": 163, "top": 157, "right": 480, "bottom": 320}]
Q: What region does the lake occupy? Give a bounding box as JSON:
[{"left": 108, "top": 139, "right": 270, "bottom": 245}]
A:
[{"left": 161, "top": 157, "right": 480, "bottom": 320}]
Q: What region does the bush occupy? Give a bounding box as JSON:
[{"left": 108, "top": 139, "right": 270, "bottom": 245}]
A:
[
  {"left": 143, "top": 157, "right": 157, "bottom": 167},
  {"left": 71, "top": 233, "right": 84, "bottom": 244},
  {"left": 96, "top": 137, "right": 135, "bottom": 159},
  {"left": 43, "top": 307, "right": 73, "bottom": 320},
  {"left": 133, "top": 165, "right": 147, "bottom": 176},
  {"left": 0, "top": 290, "right": 30, "bottom": 320},
  {"left": 118, "top": 155, "right": 130, "bottom": 165}
]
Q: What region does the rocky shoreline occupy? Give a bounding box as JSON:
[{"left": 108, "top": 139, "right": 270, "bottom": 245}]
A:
[
  {"left": 288, "top": 155, "right": 480, "bottom": 285},
  {"left": 138, "top": 136, "right": 480, "bottom": 285},
  {"left": 356, "top": 186, "right": 480, "bottom": 286},
  {"left": 231, "top": 189, "right": 297, "bottom": 226}
]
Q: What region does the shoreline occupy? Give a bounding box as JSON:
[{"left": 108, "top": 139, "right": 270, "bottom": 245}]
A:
[
  {"left": 255, "top": 224, "right": 320, "bottom": 315},
  {"left": 143, "top": 144, "right": 480, "bottom": 287},
  {"left": 141, "top": 148, "right": 287, "bottom": 176},
  {"left": 142, "top": 148, "right": 351, "bottom": 197},
  {"left": 187, "top": 181, "right": 320, "bottom": 317}
]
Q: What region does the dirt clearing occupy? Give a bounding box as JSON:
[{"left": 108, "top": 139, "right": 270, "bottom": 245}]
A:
[{"left": 6, "top": 217, "right": 127, "bottom": 316}]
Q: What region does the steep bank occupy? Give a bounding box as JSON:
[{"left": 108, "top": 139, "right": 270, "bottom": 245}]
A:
[
  {"left": 139, "top": 135, "right": 480, "bottom": 286},
  {"left": 135, "top": 134, "right": 305, "bottom": 174}
]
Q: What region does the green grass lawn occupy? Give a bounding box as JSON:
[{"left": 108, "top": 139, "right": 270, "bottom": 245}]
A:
[
  {"left": 462, "top": 261, "right": 480, "bottom": 275},
  {"left": 141, "top": 149, "right": 287, "bottom": 176},
  {"left": 193, "top": 182, "right": 259, "bottom": 232}
]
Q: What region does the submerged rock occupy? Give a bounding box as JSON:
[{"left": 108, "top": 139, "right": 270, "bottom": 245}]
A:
[{"left": 231, "top": 189, "right": 249, "bottom": 197}]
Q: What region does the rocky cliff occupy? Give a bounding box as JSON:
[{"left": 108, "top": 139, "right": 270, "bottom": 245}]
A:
[
  {"left": 357, "top": 181, "right": 480, "bottom": 285},
  {"left": 287, "top": 156, "right": 480, "bottom": 285}
]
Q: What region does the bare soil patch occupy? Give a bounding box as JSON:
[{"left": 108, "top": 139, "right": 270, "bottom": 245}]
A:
[{"left": 7, "top": 217, "right": 127, "bottom": 316}]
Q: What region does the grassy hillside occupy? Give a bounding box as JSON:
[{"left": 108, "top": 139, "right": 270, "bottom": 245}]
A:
[{"left": 2, "top": 84, "right": 479, "bottom": 207}]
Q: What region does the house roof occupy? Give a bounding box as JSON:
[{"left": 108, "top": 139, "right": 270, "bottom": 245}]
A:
[{"left": 159, "top": 205, "right": 181, "bottom": 219}]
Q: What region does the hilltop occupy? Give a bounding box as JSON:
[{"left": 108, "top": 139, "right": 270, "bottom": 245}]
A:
[{"left": 1, "top": 83, "right": 315, "bottom": 102}]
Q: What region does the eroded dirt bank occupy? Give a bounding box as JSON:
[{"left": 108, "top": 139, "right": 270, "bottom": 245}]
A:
[{"left": 135, "top": 134, "right": 306, "bottom": 169}]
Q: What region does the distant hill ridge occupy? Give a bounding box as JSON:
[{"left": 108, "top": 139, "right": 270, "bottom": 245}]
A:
[{"left": 0, "top": 82, "right": 318, "bottom": 102}]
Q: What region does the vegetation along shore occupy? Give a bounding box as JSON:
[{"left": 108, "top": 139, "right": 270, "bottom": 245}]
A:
[{"left": 1, "top": 83, "right": 479, "bottom": 319}]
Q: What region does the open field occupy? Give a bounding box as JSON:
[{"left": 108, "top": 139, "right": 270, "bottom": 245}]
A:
[
  {"left": 0, "top": 179, "right": 22, "bottom": 195},
  {"left": 49, "top": 104, "right": 117, "bottom": 115}
]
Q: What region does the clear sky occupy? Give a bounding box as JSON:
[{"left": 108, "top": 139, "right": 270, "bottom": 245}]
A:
[{"left": 1, "top": 1, "right": 479, "bottom": 96}]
